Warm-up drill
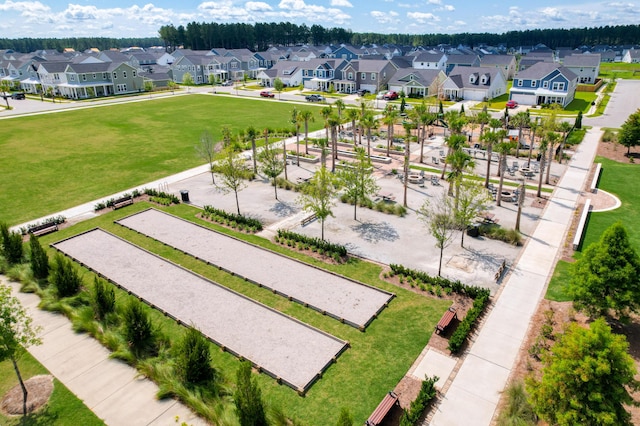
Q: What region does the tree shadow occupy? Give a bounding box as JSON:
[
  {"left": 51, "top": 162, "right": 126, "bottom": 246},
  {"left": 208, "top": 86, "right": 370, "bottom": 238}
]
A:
[
  {"left": 269, "top": 200, "right": 299, "bottom": 217},
  {"left": 13, "top": 404, "right": 59, "bottom": 426},
  {"left": 351, "top": 221, "right": 399, "bottom": 243}
]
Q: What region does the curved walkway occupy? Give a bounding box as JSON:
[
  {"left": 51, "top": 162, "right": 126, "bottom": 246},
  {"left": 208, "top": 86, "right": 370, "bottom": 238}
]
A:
[{"left": 429, "top": 127, "right": 603, "bottom": 425}]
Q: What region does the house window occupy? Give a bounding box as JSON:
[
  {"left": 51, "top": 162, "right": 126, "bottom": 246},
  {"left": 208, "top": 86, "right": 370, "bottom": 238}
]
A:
[
  {"left": 371, "top": 73, "right": 376, "bottom": 81},
  {"left": 517, "top": 79, "right": 523, "bottom": 87},
  {"left": 348, "top": 72, "right": 353, "bottom": 80},
  {"left": 531, "top": 80, "right": 537, "bottom": 87},
  {"left": 53, "top": 73, "right": 59, "bottom": 80},
  {"left": 103, "top": 72, "right": 107, "bottom": 79},
  {"left": 133, "top": 70, "right": 137, "bottom": 77},
  {"left": 113, "top": 72, "right": 117, "bottom": 79},
  {"left": 552, "top": 82, "right": 565, "bottom": 91},
  {"left": 93, "top": 73, "right": 96, "bottom": 79},
  {"left": 70, "top": 75, "right": 75, "bottom": 81},
  {"left": 82, "top": 74, "right": 87, "bottom": 81},
  {"left": 117, "top": 83, "right": 127, "bottom": 92},
  {"left": 543, "top": 81, "right": 549, "bottom": 88},
  {"left": 123, "top": 71, "right": 127, "bottom": 78}
]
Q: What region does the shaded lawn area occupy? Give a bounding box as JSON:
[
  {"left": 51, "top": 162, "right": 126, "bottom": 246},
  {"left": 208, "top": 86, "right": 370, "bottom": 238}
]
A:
[
  {"left": 599, "top": 63, "right": 640, "bottom": 80},
  {"left": 565, "top": 92, "right": 597, "bottom": 113},
  {"left": 545, "top": 156, "right": 640, "bottom": 301},
  {"left": 0, "top": 352, "right": 103, "bottom": 426},
  {"left": 38, "top": 202, "right": 451, "bottom": 425},
  {"left": 0, "top": 95, "right": 324, "bottom": 226}
]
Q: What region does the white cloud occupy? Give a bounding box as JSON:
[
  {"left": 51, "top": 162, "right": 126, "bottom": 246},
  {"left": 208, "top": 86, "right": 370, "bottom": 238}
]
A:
[
  {"left": 330, "top": 0, "right": 353, "bottom": 7},
  {"left": 245, "top": 2, "right": 273, "bottom": 12},
  {"left": 370, "top": 10, "right": 400, "bottom": 25},
  {"left": 436, "top": 4, "right": 454, "bottom": 11},
  {"left": 540, "top": 7, "right": 566, "bottom": 21},
  {"left": 64, "top": 4, "right": 98, "bottom": 21},
  {"left": 427, "top": 0, "right": 441, "bottom": 4},
  {"left": 0, "top": 0, "right": 50, "bottom": 13},
  {"left": 407, "top": 11, "right": 440, "bottom": 23}
]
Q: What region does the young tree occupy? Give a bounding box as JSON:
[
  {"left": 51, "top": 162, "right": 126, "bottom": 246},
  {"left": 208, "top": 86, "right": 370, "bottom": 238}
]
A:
[
  {"left": 481, "top": 119, "right": 504, "bottom": 188},
  {"left": 382, "top": 104, "right": 398, "bottom": 156},
  {"left": 345, "top": 108, "right": 359, "bottom": 146},
  {"left": 92, "top": 277, "right": 116, "bottom": 321},
  {"left": 29, "top": 235, "right": 49, "bottom": 280},
  {"left": 494, "top": 140, "right": 516, "bottom": 207},
  {"left": 418, "top": 192, "right": 457, "bottom": 276},
  {"left": 245, "top": 126, "right": 259, "bottom": 173},
  {"left": 195, "top": 130, "right": 222, "bottom": 185},
  {"left": 556, "top": 120, "right": 573, "bottom": 164},
  {"left": 234, "top": 361, "right": 267, "bottom": 426},
  {"left": 218, "top": 147, "right": 249, "bottom": 214},
  {"left": 175, "top": 326, "right": 215, "bottom": 387},
  {"left": 338, "top": 147, "right": 379, "bottom": 220},
  {"left": 299, "top": 109, "right": 315, "bottom": 154},
  {"left": 0, "top": 284, "right": 42, "bottom": 418},
  {"left": 273, "top": 77, "right": 284, "bottom": 100},
  {"left": 258, "top": 131, "right": 284, "bottom": 200},
  {"left": 49, "top": 254, "right": 81, "bottom": 298},
  {"left": 575, "top": 110, "right": 583, "bottom": 129},
  {"left": 1, "top": 222, "right": 23, "bottom": 264},
  {"left": 569, "top": 222, "right": 640, "bottom": 321},
  {"left": 297, "top": 165, "right": 340, "bottom": 240},
  {"left": 360, "top": 111, "right": 376, "bottom": 159},
  {"left": 454, "top": 180, "right": 491, "bottom": 248},
  {"left": 167, "top": 80, "right": 177, "bottom": 94},
  {"left": 182, "top": 72, "right": 194, "bottom": 86},
  {"left": 328, "top": 113, "right": 341, "bottom": 173},
  {"left": 527, "top": 318, "right": 638, "bottom": 426},
  {"left": 618, "top": 109, "right": 640, "bottom": 155},
  {"left": 122, "top": 298, "right": 156, "bottom": 356}
]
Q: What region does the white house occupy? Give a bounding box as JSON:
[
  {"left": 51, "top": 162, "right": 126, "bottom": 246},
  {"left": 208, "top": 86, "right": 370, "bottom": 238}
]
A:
[{"left": 441, "top": 66, "right": 507, "bottom": 101}]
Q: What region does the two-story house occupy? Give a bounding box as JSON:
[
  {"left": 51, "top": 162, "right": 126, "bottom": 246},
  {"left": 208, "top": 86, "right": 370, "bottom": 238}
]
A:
[
  {"left": 509, "top": 62, "right": 578, "bottom": 107},
  {"left": 562, "top": 54, "right": 600, "bottom": 84},
  {"left": 411, "top": 52, "right": 448, "bottom": 71},
  {"left": 444, "top": 53, "right": 481, "bottom": 74},
  {"left": 57, "top": 61, "right": 143, "bottom": 98},
  {"left": 37, "top": 61, "right": 70, "bottom": 95},
  {"left": 338, "top": 59, "right": 397, "bottom": 93},
  {"left": 256, "top": 61, "right": 304, "bottom": 87},
  {"left": 622, "top": 49, "right": 640, "bottom": 63},
  {"left": 479, "top": 54, "right": 517, "bottom": 80},
  {"left": 441, "top": 66, "right": 507, "bottom": 101},
  {"left": 171, "top": 54, "right": 210, "bottom": 84}
]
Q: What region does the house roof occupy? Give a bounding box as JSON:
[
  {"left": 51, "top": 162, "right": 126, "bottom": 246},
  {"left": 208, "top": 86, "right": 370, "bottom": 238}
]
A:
[
  {"left": 66, "top": 62, "right": 111, "bottom": 73},
  {"left": 479, "top": 54, "right": 515, "bottom": 66},
  {"left": 37, "top": 61, "right": 71, "bottom": 73},
  {"left": 412, "top": 52, "right": 446, "bottom": 63},
  {"left": 446, "top": 53, "right": 479, "bottom": 65},
  {"left": 563, "top": 54, "right": 601, "bottom": 67},
  {"left": 347, "top": 59, "right": 391, "bottom": 73},
  {"left": 388, "top": 69, "right": 443, "bottom": 87},
  {"left": 515, "top": 61, "right": 577, "bottom": 81},
  {"left": 446, "top": 66, "right": 500, "bottom": 89}
]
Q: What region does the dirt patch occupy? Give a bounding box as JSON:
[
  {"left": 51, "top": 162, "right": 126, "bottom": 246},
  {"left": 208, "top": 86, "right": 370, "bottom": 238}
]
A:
[
  {"left": 1, "top": 375, "right": 54, "bottom": 416},
  {"left": 598, "top": 139, "right": 640, "bottom": 163},
  {"left": 498, "top": 300, "right": 640, "bottom": 424}
]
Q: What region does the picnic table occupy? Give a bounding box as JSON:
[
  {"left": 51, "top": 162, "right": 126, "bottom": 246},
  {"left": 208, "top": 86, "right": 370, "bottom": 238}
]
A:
[
  {"left": 377, "top": 192, "right": 395, "bottom": 202},
  {"left": 479, "top": 212, "right": 499, "bottom": 224}
]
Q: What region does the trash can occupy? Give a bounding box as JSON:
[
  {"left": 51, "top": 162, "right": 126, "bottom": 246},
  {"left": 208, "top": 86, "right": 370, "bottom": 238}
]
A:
[
  {"left": 179, "top": 190, "right": 190, "bottom": 203},
  {"left": 466, "top": 223, "right": 480, "bottom": 237}
]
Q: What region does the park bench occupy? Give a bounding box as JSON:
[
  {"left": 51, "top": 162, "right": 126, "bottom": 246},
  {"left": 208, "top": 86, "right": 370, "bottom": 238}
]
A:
[
  {"left": 495, "top": 260, "right": 507, "bottom": 282},
  {"left": 435, "top": 306, "right": 457, "bottom": 334},
  {"left": 365, "top": 391, "right": 399, "bottom": 426},
  {"left": 28, "top": 222, "right": 59, "bottom": 237},
  {"left": 112, "top": 195, "right": 134, "bottom": 210},
  {"left": 301, "top": 212, "right": 317, "bottom": 226}
]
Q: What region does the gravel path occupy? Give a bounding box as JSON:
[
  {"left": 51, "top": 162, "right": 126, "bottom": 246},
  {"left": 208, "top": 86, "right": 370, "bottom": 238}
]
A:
[
  {"left": 53, "top": 229, "right": 348, "bottom": 393},
  {"left": 116, "top": 209, "right": 394, "bottom": 329}
]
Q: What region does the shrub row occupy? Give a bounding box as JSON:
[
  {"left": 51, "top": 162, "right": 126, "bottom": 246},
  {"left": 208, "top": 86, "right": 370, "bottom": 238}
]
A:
[
  {"left": 447, "top": 292, "right": 490, "bottom": 354},
  {"left": 340, "top": 194, "right": 407, "bottom": 217},
  {"left": 388, "top": 264, "right": 490, "bottom": 299},
  {"left": 18, "top": 215, "right": 66, "bottom": 235},
  {"left": 94, "top": 189, "right": 144, "bottom": 211},
  {"left": 202, "top": 205, "right": 263, "bottom": 232},
  {"left": 274, "top": 177, "right": 308, "bottom": 192},
  {"left": 275, "top": 229, "right": 347, "bottom": 259},
  {"left": 143, "top": 188, "right": 180, "bottom": 204},
  {"left": 149, "top": 196, "right": 172, "bottom": 206},
  {"left": 478, "top": 224, "right": 522, "bottom": 246},
  {"left": 399, "top": 375, "right": 439, "bottom": 426}
]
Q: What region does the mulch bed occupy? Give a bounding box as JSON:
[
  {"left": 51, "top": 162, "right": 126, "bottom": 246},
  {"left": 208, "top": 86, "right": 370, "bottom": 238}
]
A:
[{"left": 1, "top": 375, "right": 53, "bottom": 416}]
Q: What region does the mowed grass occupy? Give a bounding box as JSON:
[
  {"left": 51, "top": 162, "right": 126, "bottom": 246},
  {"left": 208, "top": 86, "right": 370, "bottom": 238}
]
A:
[
  {"left": 0, "top": 352, "right": 103, "bottom": 425},
  {"left": 599, "top": 62, "right": 640, "bottom": 80},
  {"left": 0, "top": 95, "right": 324, "bottom": 225},
  {"left": 545, "top": 156, "right": 640, "bottom": 301},
  {"left": 38, "top": 202, "right": 451, "bottom": 425}
]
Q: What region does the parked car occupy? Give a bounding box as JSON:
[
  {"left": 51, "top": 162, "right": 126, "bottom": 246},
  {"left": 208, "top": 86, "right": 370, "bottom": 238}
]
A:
[
  {"left": 221, "top": 80, "right": 233, "bottom": 86},
  {"left": 506, "top": 100, "right": 518, "bottom": 109},
  {"left": 383, "top": 91, "right": 399, "bottom": 100},
  {"left": 305, "top": 94, "right": 325, "bottom": 102},
  {"left": 260, "top": 91, "right": 275, "bottom": 98},
  {"left": 357, "top": 89, "right": 369, "bottom": 96},
  {"left": 11, "top": 92, "right": 25, "bottom": 100}
]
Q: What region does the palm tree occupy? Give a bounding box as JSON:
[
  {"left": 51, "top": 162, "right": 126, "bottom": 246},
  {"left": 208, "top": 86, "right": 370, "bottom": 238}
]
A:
[
  {"left": 467, "top": 112, "right": 478, "bottom": 142},
  {"left": 320, "top": 105, "right": 333, "bottom": 144},
  {"left": 402, "top": 119, "right": 415, "bottom": 207},
  {"left": 382, "top": 104, "right": 398, "bottom": 156},
  {"left": 360, "top": 112, "right": 376, "bottom": 159},
  {"left": 328, "top": 113, "right": 341, "bottom": 173},
  {"left": 510, "top": 111, "right": 530, "bottom": 159},
  {"left": 477, "top": 108, "right": 491, "bottom": 137},
  {"left": 245, "top": 126, "right": 258, "bottom": 173},
  {"left": 481, "top": 118, "right": 504, "bottom": 188},
  {"left": 527, "top": 120, "right": 540, "bottom": 167},
  {"left": 545, "top": 131, "right": 560, "bottom": 185},
  {"left": 556, "top": 121, "right": 573, "bottom": 164},
  {"left": 345, "top": 108, "right": 359, "bottom": 146},
  {"left": 299, "top": 109, "right": 315, "bottom": 155},
  {"left": 293, "top": 108, "right": 303, "bottom": 166},
  {"left": 419, "top": 110, "right": 436, "bottom": 163},
  {"left": 494, "top": 140, "right": 516, "bottom": 207},
  {"left": 334, "top": 99, "right": 345, "bottom": 131},
  {"left": 536, "top": 135, "right": 549, "bottom": 197},
  {"left": 446, "top": 150, "right": 475, "bottom": 202},
  {"left": 441, "top": 133, "right": 466, "bottom": 180},
  {"left": 444, "top": 110, "right": 466, "bottom": 135}
]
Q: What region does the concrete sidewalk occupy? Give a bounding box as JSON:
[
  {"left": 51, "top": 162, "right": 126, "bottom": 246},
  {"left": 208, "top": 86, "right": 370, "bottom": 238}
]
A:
[
  {"left": 429, "top": 127, "right": 602, "bottom": 426},
  {"left": 3, "top": 279, "right": 207, "bottom": 426}
]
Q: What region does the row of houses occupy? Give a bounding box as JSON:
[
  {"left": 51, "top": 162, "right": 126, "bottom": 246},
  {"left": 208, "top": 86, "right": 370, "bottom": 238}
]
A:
[{"left": 0, "top": 43, "right": 607, "bottom": 107}]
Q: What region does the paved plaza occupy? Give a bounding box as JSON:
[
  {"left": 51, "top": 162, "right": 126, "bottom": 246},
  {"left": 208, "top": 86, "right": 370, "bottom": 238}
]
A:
[{"left": 53, "top": 229, "right": 348, "bottom": 393}]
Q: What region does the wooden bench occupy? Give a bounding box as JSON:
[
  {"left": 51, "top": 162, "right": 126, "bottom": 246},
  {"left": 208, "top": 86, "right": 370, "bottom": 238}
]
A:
[
  {"left": 495, "top": 260, "right": 507, "bottom": 282},
  {"left": 435, "top": 307, "right": 457, "bottom": 334},
  {"left": 301, "top": 213, "right": 317, "bottom": 226},
  {"left": 28, "top": 222, "right": 59, "bottom": 237},
  {"left": 112, "top": 195, "right": 134, "bottom": 209},
  {"left": 365, "top": 391, "right": 399, "bottom": 426}
]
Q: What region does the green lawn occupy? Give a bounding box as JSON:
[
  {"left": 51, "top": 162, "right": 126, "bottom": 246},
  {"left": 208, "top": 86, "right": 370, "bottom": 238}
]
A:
[
  {"left": 545, "top": 156, "right": 640, "bottom": 301},
  {"left": 34, "top": 202, "right": 450, "bottom": 425},
  {"left": 0, "top": 96, "right": 325, "bottom": 226},
  {"left": 0, "top": 352, "right": 103, "bottom": 425},
  {"left": 565, "top": 91, "right": 597, "bottom": 113},
  {"left": 599, "top": 62, "right": 640, "bottom": 80}
]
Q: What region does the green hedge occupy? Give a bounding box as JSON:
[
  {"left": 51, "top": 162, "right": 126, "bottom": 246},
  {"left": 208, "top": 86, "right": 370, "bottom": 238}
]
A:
[
  {"left": 388, "top": 264, "right": 489, "bottom": 299},
  {"left": 202, "top": 205, "right": 263, "bottom": 232},
  {"left": 399, "top": 375, "right": 438, "bottom": 426},
  {"left": 447, "top": 293, "right": 490, "bottom": 354},
  {"left": 275, "top": 229, "right": 347, "bottom": 259}
]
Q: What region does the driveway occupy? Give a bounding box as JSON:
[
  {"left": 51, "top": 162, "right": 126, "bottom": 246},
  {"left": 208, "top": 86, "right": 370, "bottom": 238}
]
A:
[{"left": 584, "top": 79, "right": 640, "bottom": 128}]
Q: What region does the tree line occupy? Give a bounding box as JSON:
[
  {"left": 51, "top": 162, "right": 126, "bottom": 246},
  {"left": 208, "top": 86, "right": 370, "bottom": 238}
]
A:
[{"left": 4, "top": 22, "right": 640, "bottom": 53}]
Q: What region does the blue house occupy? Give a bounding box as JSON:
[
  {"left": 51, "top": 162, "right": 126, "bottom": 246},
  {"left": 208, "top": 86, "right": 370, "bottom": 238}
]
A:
[{"left": 509, "top": 62, "right": 577, "bottom": 107}]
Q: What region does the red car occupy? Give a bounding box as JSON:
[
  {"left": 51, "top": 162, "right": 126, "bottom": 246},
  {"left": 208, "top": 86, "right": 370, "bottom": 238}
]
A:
[
  {"left": 383, "top": 91, "right": 399, "bottom": 100},
  {"left": 506, "top": 100, "right": 518, "bottom": 108},
  {"left": 260, "top": 91, "right": 275, "bottom": 98}
]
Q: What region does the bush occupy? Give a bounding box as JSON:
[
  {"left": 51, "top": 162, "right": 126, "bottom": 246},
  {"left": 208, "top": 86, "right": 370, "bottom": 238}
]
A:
[
  {"left": 388, "top": 264, "right": 490, "bottom": 299},
  {"left": 122, "top": 298, "right": 156, "bottom": 356},
  {"left": 50, "top": 254, "right": 82, "bottom": 298},
  {"left": 448, "top": 293, "right": 490, "bottom": 353},
  {"left": 478, "top": 225, "right": 522, "bottom": 246},
  {"left": 202, "top": 205, "right": 263, "bottom": 232},
  {"left": 399, "top": 375, "right": 438, "bottom": 425},
  {"left": 276, "top": 229, "right": 347, "bottom": 259},
  {"left": 143, "top": 188, "right": 180, "bottom": 204},
  {"left": 1, "top": 222, "right": 23, "bottom": 264},
  {"left": 29, "top": 235, "right": 50, "bottom": 280},
  {"left": 174, "top": 327, "right": 216, "bottom": 386},
  {"left": 93, "top": 277, "right": 116, "bottom": 321}
]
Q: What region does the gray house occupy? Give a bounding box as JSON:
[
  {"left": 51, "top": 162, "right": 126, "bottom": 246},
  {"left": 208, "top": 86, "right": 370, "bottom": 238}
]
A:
[{"left": 562, "top": 54, "right": 600, "bottom": 84}]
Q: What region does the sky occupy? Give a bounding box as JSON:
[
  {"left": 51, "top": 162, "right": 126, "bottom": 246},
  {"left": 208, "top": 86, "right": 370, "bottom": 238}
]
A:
[{"left": 0, "top": 0, "right": 639, "bottom": 39}]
